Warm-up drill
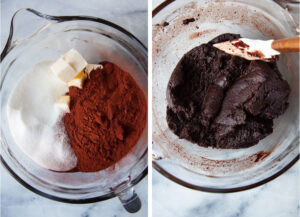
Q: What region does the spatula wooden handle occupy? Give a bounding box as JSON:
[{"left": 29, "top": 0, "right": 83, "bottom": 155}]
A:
[{"left": 271, "top": 36, "right": 300, "bottom": 52}]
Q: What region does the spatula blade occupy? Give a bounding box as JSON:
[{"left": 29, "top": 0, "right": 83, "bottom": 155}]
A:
[{"left": 213, "top": 38, "right": 280, "bottom": 61}]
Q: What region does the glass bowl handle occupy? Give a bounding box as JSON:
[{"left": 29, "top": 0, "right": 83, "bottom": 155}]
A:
[
  {"left": 113, "top": 177, "right": 142, "bottom": 213},
  {"left": 1, "top": 8, "right": 55, "bottom": 60},
  {"left": 117, "top": 186, "right": 142, "bottom": 213}
]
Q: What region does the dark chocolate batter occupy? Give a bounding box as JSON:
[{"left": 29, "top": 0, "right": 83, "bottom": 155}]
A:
[{"left": 166, "top": 33, "right": 290, "bottom": 149}]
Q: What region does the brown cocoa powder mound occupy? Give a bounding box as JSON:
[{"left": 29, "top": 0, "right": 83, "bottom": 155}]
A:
[{"left": 64, "top": 61, "right": 147, "bottom": 172}]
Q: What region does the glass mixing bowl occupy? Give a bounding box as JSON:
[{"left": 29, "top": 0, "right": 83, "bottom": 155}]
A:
[
  {"left": 152, "top": 0, "right": 299, "bottom": 192},
  {"left": 1, "top": 8, "right": 147, "bottom": 213}
]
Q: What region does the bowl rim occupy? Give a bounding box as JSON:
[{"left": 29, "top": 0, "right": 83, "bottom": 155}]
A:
[
  {"left": 152, "top": 0, "right": 299, "bottom": 193},
  {"left": 1, "top": 8, "right": 147, "bottom": 60},
  {"left": 1, "top": 8, "right": 148, "bottom": 203}
]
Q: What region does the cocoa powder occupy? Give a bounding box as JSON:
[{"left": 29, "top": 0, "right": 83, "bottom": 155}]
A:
[{"left": 64, "top": 62, "right": 147, "bottom": 172}]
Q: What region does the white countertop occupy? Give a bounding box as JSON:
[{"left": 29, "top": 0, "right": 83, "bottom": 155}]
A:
[
  {"left": 152, "top": 0, "right": 299, "bottom": 217},
  {"left": 1, "top": 0, "right": 148, "bottom": 217},
  {"left": 153, "top": 164, "right": 299, "bottom": 217}
]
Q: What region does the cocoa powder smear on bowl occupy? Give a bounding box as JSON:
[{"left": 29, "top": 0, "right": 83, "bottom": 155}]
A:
[{"left": 64, "top": 62, "right": 147, "bottom": 172}]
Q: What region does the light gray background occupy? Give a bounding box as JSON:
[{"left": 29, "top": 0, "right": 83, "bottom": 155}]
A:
[
  {"left": 152, "top": 0, "right": 299, "bottom": 217},
  {"left": 1, "top": 0, "right": 148, "bottom": 217}
]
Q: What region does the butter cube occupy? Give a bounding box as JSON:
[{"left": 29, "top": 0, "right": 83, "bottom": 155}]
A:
[
  {"left": 51, "top": 58, "right": 77, "bottom": 83},
  {"left": 62, "top": 49, "right": 87, "bottom": 73}
]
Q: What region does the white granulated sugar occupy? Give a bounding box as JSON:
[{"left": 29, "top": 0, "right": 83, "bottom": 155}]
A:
[{"left": 7, "top": 61, "right": 77, "bottom": 171}]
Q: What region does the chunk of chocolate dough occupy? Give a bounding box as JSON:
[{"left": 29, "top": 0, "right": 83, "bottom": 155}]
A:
[{"left": 166, "top": 33, "right": 290, "bottom": 149}]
